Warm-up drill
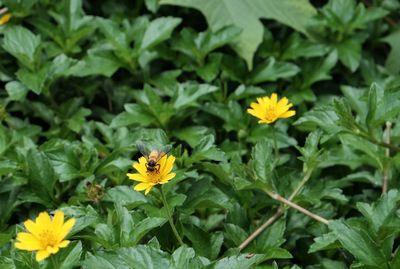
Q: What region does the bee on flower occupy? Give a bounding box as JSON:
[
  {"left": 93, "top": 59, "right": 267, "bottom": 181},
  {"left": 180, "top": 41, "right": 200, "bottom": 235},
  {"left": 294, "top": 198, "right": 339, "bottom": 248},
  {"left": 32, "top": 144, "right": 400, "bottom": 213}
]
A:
[
  {"left": 247, "top": 93, "right": 296, "bottom": 124},
  {"left": 15, "top": 210, "right": 75, "bottom": 262},
  {"left": 127, "top": 141, "right": 176, "bottom": 195}
]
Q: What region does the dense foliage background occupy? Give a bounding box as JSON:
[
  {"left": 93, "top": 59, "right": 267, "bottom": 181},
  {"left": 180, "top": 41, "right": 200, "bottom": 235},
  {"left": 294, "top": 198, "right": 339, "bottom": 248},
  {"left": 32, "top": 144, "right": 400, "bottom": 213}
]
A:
[{"left": 1, "top": 0, "right": 400, "bottom": 268}]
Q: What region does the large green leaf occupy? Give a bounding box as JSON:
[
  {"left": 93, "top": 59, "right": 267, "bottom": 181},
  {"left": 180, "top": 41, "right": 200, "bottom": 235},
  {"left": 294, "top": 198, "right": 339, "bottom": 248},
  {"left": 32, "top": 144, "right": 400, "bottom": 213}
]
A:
[
  {"left": 329, "top": 220, "right": 388, "bottom": 268},
  {"left": 160, "top": 0, "right": 317, "bottom": 69}
]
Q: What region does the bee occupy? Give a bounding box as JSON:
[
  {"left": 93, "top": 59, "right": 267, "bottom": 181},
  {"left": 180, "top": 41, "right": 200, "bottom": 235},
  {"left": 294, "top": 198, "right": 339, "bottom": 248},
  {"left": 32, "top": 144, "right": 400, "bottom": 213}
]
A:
[{"left": 136, "top": 141, "right": 172, "bottom": 173}]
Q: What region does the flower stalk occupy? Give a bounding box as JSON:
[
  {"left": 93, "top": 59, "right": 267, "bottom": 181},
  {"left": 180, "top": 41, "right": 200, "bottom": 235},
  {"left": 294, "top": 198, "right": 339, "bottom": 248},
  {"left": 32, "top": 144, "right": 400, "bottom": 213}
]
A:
[
  {"left": 239, "top": 169, "right": 314, "bottom": 251},
  {"left": 160, "top": 188, "right": 184, "bottom": 246},
  {"left": 382, "top": 121, "right": 392, "bottom": 195},
  {"left": 264, "top": 190, "right": 329, "bottom": 225}
]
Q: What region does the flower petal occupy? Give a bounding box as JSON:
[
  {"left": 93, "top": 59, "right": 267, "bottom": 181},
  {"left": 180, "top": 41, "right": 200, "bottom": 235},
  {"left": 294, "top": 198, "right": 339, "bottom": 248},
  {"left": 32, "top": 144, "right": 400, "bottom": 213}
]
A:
[
  {"left": 15, "top": 233, "right": 41, "bottom": 251},
  {"left": 127, "top": 173, "right": 148, "bottom": 182},
  {"left": 23, "top": 219, "right": 41, "bottom": 237},
  {"left": 52, "top": 211, "right": 64, "bottom": 237},
  {"left": 36, "top": 212, "right": 51, "bottom": 227},
  {"left": 279, "top": 110, "right": 296, "bottom": 119},
  {"left": 36, "top": 250, "right": 50, "bottom": 262},
  {"left": 162, "top": 155, "right": 175, "bottom": 175},
  {"left": 160, "top": 172, "right": 176, "bottom": 184},
  {"left": 133, "top": 159, "right": 147, "bottom": 175},
  {"left": 58, "top": 218, "right": 75, "bottom": 241},
  {"left": 270, "top": 93, "right": 278, "bottom": 105},
  {"left": 134, "top": 182, "right": 154, "bottom": 191},
  {"left": 58, "top": 240, "right": 70, "bottom": 248}
]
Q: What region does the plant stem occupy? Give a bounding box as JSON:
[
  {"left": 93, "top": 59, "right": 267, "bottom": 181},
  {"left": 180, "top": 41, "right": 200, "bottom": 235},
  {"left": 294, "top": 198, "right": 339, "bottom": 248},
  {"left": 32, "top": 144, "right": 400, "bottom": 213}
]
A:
[
  {"left": 264, "top": 190, "right": 329, "bottom": 225},
  {"left": 382, "top": 121, "right": 391, "bottom": 195},
  {"left": 271, "top": 125, "right": 279, "bottom": 160},
  {"left": 238, "top": 170, "right": 313, "bottom": 251},
  {"left": 160, "top": 188, "right": 184, "bottom": 246},
  {"left": 50, "top": 255, "right": 59, "bottom": 269},
  {"left": 239, "top": 208, "right": 283, "bottom": 251}
]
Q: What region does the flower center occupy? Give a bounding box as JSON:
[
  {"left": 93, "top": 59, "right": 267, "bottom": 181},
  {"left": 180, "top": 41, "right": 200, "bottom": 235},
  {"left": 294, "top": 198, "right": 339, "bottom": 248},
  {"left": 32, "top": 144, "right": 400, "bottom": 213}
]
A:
[
  {"left": 39, "top": 230, "right": 57, "bottom": 248},
  {"left": 146, "top": 170, "right": 162, "bottom": 183},
  {"left": 265, "top": 107, "right": 277, "bottom": 121}
]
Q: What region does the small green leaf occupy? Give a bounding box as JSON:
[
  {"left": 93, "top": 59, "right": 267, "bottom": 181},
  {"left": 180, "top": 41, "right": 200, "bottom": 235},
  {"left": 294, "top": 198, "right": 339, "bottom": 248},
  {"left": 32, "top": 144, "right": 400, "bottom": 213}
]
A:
[
  {"left": 58, "top": 241, "right": 83, "bottom": 269},
  {"left": 250, "top": 58, "right": 300, "bottom": 84},
  {"left": 2, "top": 26, "right": 41, "bottom": 71},
  {"left": 139, "top": 17, "right": 181, "bottom": 51},
  {"left": 5, "top": 81, "right": 28, "bottom": 101}
]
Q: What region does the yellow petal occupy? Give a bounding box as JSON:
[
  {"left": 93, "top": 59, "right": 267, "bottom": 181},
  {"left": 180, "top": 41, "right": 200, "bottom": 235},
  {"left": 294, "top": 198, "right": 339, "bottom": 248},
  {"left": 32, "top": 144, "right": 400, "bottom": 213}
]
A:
[
  {"left": 46, "top": 246, "right": 59, "bottom": 254},
  {"left": 134, "top": 182, "right": 154, "bottom": 192},
  {"left": 133, "top": 159, "right": 147, "bottom": 175},
  {"left": 15, "top": 233, "right": 41, "bottom": 250},
  {"left": 162, "top": 155, "right": 175, "bottom": 175},
  {"left": 58, "top": 218, "right": 75, "bottom": 240},
  {"left": 270, "top": 93, "right": 278, "bottom": 105},
  {"left": 36, "top": 212, "right": 51, "bottom": 227},
  {"left": 0, "top": 13, "right": 11, "bottom": 26},
  {"left": 36, "top": 250, "right": 50, "bottom": 262},
  {"left": 247, "top": 108, "right": 264, "bottom": 120},
  {"left": 279, "top": 110, "right": 296, "bottom": 119},
  {"left": 127, "top": 173, "right": 148, "bottom": 182},
  {"left": 160, "top": 172, "right": 176, "bottom": 183},
  {"left": 277, "top": 97, "right": 289, "bottom": 107},
  {"left": 58, "top": 240, "right": 70, "bottom": 248},
  {"left": 52, "top": 211, "right": 65, "bottom": 237},
  {"left": 23, "top": 219, "right": 41, "bottom": 237},
  {"left": 157, "top": 155, "right": 168, "bottom": 174}
]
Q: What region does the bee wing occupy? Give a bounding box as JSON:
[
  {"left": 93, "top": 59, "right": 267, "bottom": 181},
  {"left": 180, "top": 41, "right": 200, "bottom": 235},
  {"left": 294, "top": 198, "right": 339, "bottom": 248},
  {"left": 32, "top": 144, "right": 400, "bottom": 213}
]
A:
[
  {"left": 136, "top": 141, "right": 150, "bottom": 161},
  {"left": 154, "top": 144, "right": 172, "bottom": 162}
]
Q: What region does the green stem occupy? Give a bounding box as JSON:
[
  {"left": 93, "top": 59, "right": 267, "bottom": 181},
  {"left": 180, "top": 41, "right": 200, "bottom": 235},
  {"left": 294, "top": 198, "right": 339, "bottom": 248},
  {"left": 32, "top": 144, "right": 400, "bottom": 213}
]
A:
[
  {"left": 160, "top": 188, "right": 184, "bottom": 246},
  {"left": 271, "top": 125, "right": 279, "bottom": 161},
  {"left": 50, "top": 255, "right": 59, "bottom": 269},
  {"left": 239, "top": 168, "right": 313, "bottom": 251},
  {"left": 288, "top": 169, "right": 312, "bottom": 201}
]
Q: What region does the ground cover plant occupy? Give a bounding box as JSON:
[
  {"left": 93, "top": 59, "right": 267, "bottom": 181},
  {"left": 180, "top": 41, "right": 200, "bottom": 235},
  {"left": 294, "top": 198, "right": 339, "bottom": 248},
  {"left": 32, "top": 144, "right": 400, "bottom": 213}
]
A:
[{"left": 0, "top": 0, "right": 400, "bottom": 268}]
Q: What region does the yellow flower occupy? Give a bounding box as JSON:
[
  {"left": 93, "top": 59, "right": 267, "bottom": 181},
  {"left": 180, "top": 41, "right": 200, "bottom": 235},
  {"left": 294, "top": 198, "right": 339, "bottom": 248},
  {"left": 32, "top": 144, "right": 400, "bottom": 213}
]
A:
[
  {"left": 127, "top": 154, "right": 176, "bottom": 195},
  {"left": 247, "top": 93, "right": 296, "bottom": 124},
  {"left": 0, "top": 13, "right": 12, "bottom": 26},
  {"left": 15, "top": 211, "right": 76, "bottom": 262}
]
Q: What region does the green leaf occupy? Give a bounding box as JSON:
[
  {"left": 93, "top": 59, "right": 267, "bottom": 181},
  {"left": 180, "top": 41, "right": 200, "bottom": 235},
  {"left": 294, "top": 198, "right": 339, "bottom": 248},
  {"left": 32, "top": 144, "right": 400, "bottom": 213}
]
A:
[
  {"left": 382, "top": 30, "right": 400, "bottom": 74},
  {"left": 58, "top": 241, "right": 83, "bottom": 269},
  {"left": 27, "top": 148, "right": 57, "bottom": 203},
  {"left": 139, "top": 17, "right": 181, "bottom": 51},
  {"left": 309, "top": 232, "right": 339, "bottom": 253},
  {"left": 16, "top": 67, "right": 48, "bottom": 94},
  {"left": 131, "top": 217, "right": 167, "bottom": 245},
  {"left": 251, "top": 139, "right": 274, "bottom": 185},
  {"left": 82, "top": 253, "right": 129, "bottom": 269},
  {"left": 5, "top": 81, "right": 28, "bottom": 101},
  {"left": 187, "top": 135, "right": 226, "bottom": 164},
  {"left": 66, "top": 107, "right": 91, "bottom": 133},
  {"left": 173, "top": 83, "right": 218, "bottom": 109},
  {"left": 250, "top": 58, "right": 300, "bottom": 84},
  {"left": 336, "top": 39, "right": 362, "bottom": 72},
  {"left": 117, "top": 245, "right": 170, "bottom": 269},
  {"left": 2, "top": 26, "right": 41, "bottom": 71},
  {"left": 207, "top": 254, "right": 268, "bottom": 269},
  {"left": 160, "top": 0, "right": 317, "bottom": 69},
  {"left": 183, "top": 224, "right": 223, "bottom": 260},
  {"left": 171, "top": 246, "right": 207, "bottom": 269},
  {"left": 356, "top": 190, "right": 399, "bottom": 233},
  {"left": 329, "top": 220, "right": 388, "bottom": 267},
  {"left": 104, "top": 186, "right": 147, "bottom": 207}
]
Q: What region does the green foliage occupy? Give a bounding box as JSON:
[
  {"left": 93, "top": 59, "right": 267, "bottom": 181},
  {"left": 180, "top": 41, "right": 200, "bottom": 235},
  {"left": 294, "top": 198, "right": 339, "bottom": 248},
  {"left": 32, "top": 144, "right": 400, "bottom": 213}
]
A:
[{"left": 0, "top": 0, "right": 400, "bottom": 268}]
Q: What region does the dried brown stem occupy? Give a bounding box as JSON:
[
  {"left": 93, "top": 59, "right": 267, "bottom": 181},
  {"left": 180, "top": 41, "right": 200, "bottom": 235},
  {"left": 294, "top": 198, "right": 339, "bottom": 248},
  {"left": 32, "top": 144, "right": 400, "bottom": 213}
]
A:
[
  {"left": 382, "top": 121, "right": 391, "bottom": 195},
  {"left": 265, "top": 190, "right": 330, "bottom": 225}
]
